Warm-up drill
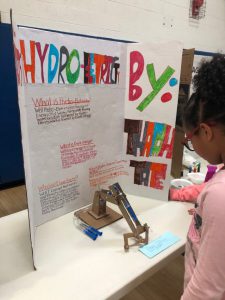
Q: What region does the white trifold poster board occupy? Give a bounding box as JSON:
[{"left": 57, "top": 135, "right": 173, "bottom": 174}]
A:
[{"left": 13, "top": 25, "right": 182, "bottom": 266}]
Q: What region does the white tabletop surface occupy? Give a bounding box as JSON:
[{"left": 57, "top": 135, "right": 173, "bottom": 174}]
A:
[{"left": 0, "top": 196, "right": 193, "bottom": 300}]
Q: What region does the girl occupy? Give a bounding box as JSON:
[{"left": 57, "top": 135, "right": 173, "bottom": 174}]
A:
[{"left": 181, "top": 54, "right": 225, "bottom": 299}]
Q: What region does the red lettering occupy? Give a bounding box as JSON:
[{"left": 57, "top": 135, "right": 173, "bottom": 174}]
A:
[
  {"left": 20, "top": 40, "right": 36, "bottom": 83},
  {"left": 94, "top": 54, "right": 105, "bottom": 84},
  {"left": 129, "top": 51, "right": 144, "bottom": 101},
  {"left": 36, "top": 42, "right": 49, "bottom": 83},
  {"left": 100, "top": 56, "right": 113, "bottom": 84},
  {"left": 141, "top": 122, "right": 154, "bottom": 157},
  {"left": 158, "top": 126, "right": 175, "bottom": 159},
  {"left": 150, "top": 163, "right": 167, "bottom": 190}
]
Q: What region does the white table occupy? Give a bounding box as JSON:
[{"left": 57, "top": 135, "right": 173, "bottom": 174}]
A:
[{"left": 0, "top": 196, "right": 193, "bottom": 300}]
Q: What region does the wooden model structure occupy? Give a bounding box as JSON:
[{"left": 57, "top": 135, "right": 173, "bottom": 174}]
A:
[{"left": 85, "top": 182, "right": 149, "bottom": 250}]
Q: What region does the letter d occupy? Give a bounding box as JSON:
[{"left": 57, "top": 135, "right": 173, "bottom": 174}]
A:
[{"left": 48, "top": 44, "right": 59, "bottom": 83}]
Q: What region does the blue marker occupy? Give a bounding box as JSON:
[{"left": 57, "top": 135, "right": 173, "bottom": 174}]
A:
[
  {"left": 78, "top": 223, "right": 98, "bottom": 241},
  {"left": 80, "top": 222, "right": 103, "bottom": 236}
]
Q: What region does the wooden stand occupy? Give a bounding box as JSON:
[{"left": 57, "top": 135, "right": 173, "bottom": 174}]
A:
[
  {"left": 76, "top": 206, "right": 123, "bottom": 229},
  {"left": 76, "top": 183, "right": 149, "bottom": 250}
]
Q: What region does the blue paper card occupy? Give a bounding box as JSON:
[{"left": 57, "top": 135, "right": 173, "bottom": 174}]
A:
[{"left": 139, "top": 232, "right": 180, "bottom": 258}]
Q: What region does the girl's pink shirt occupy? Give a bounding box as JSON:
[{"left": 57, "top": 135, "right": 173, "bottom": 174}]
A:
[{"left": 181, "top": 169, "right": 225, "bottom": 299}]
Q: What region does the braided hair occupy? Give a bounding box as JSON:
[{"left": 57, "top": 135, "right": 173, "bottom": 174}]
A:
[{"left": 183, "top": 54, "right": 225, "bottom": 131}]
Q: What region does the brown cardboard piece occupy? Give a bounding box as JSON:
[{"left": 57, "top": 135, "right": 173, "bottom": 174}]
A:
[
  {"left": 77, "top": 206, "right": 123, "bottom": 229},
  {"left": 180, "top": 49, "right": 195, "bottom": 85},
  {"left": 171, "top": 49, "right": 195, "bottom": 178},
  {"left": 171, "top": 125, "right": 185, "bottom": 178}
]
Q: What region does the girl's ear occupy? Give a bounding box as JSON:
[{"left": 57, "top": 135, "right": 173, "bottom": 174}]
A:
[{"left": 200, "top": 123, "right": 213, "bottom": 141}]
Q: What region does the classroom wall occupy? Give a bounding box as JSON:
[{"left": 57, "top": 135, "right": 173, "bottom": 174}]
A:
[{"left": 1, "top": 0, "right": 225, "bottom": 52}]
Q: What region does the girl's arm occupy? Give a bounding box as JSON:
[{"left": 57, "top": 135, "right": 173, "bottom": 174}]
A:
[
  {"left": 169, "top": 183, "right": 206, "bottom": 202},
  {"left": 181, "top": 182, "right": 225, "bottom": 299}
]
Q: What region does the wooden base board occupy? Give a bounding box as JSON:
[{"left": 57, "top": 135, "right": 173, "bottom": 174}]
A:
[{"left": 76, "top": 206, "right": 123, "bottom": 229}]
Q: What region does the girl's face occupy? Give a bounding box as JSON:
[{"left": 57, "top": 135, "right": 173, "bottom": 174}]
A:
[{"left": 185, "top": 123, "right": 224, "bottom": 165}]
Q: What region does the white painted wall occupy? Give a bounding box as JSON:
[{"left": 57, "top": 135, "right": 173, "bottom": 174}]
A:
[{"left": 1, "top": 0, "right": 225, "bottom": 52}]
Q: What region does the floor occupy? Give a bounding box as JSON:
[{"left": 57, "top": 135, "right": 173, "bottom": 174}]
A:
[
  {"left": 0, "top": 185, "right": 185, "bottom": 300},
  {"left": 121, "top": 255, "right": 184, "bottom": 300},
  {"left": 0, "top": 185, "right": 27, "bottom": 217}
]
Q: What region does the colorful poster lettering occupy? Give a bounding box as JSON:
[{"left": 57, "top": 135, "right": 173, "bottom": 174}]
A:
[
  {"left": 129, "top": 160, "right": 167, "bottom": 190},
  {"left": 124, "top": 119, "right": 174, "bottom": 159},
  {"left": 15, "top": 26, "right": 127, "bottom": 228},
  {"left": 15, "top": 29, "right": 122, "bottom": 85},
  {"left": 14, "top": 26, "right": 182, "bottom": 227},
  {"left": 123, "top": 42, "right": 182, "bottom": 200}
]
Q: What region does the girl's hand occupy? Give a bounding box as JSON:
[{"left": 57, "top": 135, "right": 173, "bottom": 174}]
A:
[{"left": 188, "top": 208, "right": 195, "bottom": 215}]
